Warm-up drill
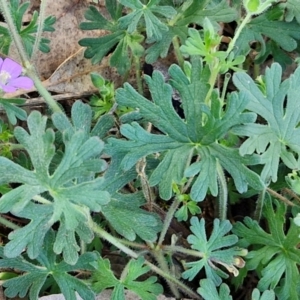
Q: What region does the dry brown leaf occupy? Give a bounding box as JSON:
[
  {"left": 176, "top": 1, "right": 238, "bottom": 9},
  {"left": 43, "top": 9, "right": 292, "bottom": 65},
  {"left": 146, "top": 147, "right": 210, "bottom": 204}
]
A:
[
  {"left": 34, "top": 0, "right": 106, "bottom": 79},
  {"left": 44, "top": 48, "right": 125, "bottom": 93}
]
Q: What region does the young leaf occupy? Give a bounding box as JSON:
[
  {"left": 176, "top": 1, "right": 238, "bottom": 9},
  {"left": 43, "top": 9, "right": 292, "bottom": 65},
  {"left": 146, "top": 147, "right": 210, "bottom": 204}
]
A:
[
  {"left": 232, "top": 63, "right": 300, "bottom": 182},
  {"left": 233, "top": 198, "right": 300, "bottom": 300},
  {"left": 235, "top": 10, "right": 300, "bottom": 58},
  {"left": 112, "top": 58, "right": 263, "bottom": 201},
  {"left": 198, "top": 279, "right": 232, "bottom": 300},
  {"left": 91, "top": 256, "right": 163, "bottom": 300},
  {"left": 182, "top": 217, "right": 246, "bottom": 286},
  {"left": 0, "top": 231, "right": 97, "bottom": 300},
  {"left": 0, "top": 98, "right": 27, "bottom": 125},
  {"left": 118, "top": 0, "right": 176, "bottom": 41},
  {"left": 0, "top": 104, "right": 110, "bottom": 264},
  {"left": 79, "top": 4, "right": 144, "bottom": 74}
]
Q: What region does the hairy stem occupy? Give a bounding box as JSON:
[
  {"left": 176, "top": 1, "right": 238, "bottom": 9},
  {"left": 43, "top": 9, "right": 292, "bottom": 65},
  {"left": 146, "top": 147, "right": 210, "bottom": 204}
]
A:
[
  {"left": 266, "top": 187, "right": 295, "bottom": 206},
  {"left": 32, "top": 0, "right": 47, "bottom": 60},
  {"left": 0, "top": 215, "right": 20, "bottom": 230},
  {"left": 253, "top": 187, "right": 267, "bottom": 222},
  {"left": 0, "top": 0, "right": 63, "bottom": 114},
  {"left": 134, "top": 56, "right": 143, "bottom": 95},
  {"left": 151, "top": 248, "right": 180, "bottom": 298},
  {"left": 144, "top": 260, "right": 201, "bottom": 299},
  {"left": 226, "top": 13, "right": 252, "bottom": 56},
  {"left": 157, "top": 197, "right": 181, "bottom": 247},
  {"left": 172, "top": 36, "right": 184, "bottom": 68},
  {"left": 216, "top": 159, "right": 228, "bottom": 220},
  {"left": 91, "top": 220, "right": 138, "bottom": 259},
  {"left": 0, "top": 0, "right": 28, "bottom": 64}
]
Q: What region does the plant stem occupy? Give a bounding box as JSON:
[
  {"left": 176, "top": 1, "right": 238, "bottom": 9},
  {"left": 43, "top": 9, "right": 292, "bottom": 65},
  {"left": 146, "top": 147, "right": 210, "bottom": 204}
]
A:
[
  {"left": 26, "top": 69, "right": 63, "bottom": 113},
  {"left": 32, "top": 195, "right": 52, "bottom": 205},
  {"left": 172, "top": 36, "right": 184, "bottom": 68},
  {"left": 0, "top": 0, "right": 28, "bottom": 65},
  {"left": 157, "top": 197, "right": 180, "bottom": 247},
  {"left": 134, "top": 56, "right": 143, "bottom": 95},
  {"left": 253, "top": 187, "right": 267, "bottom": 221},
  {"left": 216, "top": 159, "right": 228, "bottom": 220},
  {"left": 32, "top": 0, "right": 47, "bottom": 60},
  {"left": 0, "top": 215, "right": 20, "bottom": 230},
  {"left": 144, "top": 260, "right": 201, "bottom": 299},
  {"left": 90, "top": 220, "right": 138, "bottom": 259},
  {"left": 226, "top": 13, "right": 252, "bottom": 57},
  {"left": 163, "top": 245, "right": 204, "bottom": 258},
  {"left": 151, "top": 248, "right": 180, "bottom": 298},
  {"left": 266, "top": 187, "right": 295, "bottom": 206},
  {"left": 0, "top": 0, "right": 63, "bottom": 114}
]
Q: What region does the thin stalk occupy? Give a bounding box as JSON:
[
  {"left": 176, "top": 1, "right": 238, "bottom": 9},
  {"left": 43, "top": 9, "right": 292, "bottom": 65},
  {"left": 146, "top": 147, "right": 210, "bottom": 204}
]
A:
[
  {"left": 134, "top": 56, "right": 143, "bottom": 95},
  {"left": 0, "top": 0, "right": 63, "bottom": 114},
  {"left": 26, "top": 69, "right": 63, "bottom": 113},
  {"left": 90, "top": 220, "right": 138, "bottom": 259},
  {"left": 0, "top": 215, "right": 20, "bottom": 230},
  {"left": 220, "top": 73, "right": 231, "bottom": 104},
  {"left": 226, "top": 13, "right": 252, "bottom": 57},
  {"left": 163, "top": 245, "right": 204, "bottom": 258},
  {"left": 216, "top": 159, "right": 228, "bottom": 220},
  {"left": 266, "top": 187, "right": 295, "bottom": 206},
  {"left": 144, "top": 260, "right": 201, "bottom": 299},
  {"left": 253, "top": 188, "right": 266, "bottom": 221},
  {"left": 0, "top": 0, "right": 28, "bottom": 64},
  {"left": 172, "top": 36, "right": 184, "bottom": 68},
  {"left": 151, "top": 249, "right": 180, "bottom": 298},
  {"left": 32, "top": 0, "right": 47, "bottom": 60},
  {"left": 157, "top": 197, "right": 181, "bottom": 247},
  {"left": 32, "top": 195, "right": 52, "bottom": 205},
  {"left": 204, "top": 64, "right": 220, "bottom": 105},
  {"left": 6, "top": 143, "right": 25, "bottom": 151}
]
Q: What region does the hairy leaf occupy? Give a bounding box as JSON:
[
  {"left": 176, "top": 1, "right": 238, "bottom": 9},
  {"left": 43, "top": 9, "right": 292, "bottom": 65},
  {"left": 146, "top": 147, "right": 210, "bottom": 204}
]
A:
[
  {"left": 235, "top": 10, "right": 300, "bottom": 57},
  {"left": 232, "top": 63, "right": 300, "bottom": 182},
  {"left": 182, "top": 217, "right": 246, "bottom": 286},
  {"left": 112, "top": 58, "right": 263, "bottom": 201},
  {"left": 0, "top": 102, "right": 110, "bottom": 264},
  {"left": 0, "top": 231, "right": 97, "bottom": 300},
  {"left": 198, "top": 279, "right": 232, "bottom": 300},
  {"left": 233, "top": 198, "right": 300, "bottom": 300},
  {"left": 0, "top": 0, "right": 55, "bottom": 56},
  {"left": 91, "top": 256, "right": 163, "bottom": 300}
]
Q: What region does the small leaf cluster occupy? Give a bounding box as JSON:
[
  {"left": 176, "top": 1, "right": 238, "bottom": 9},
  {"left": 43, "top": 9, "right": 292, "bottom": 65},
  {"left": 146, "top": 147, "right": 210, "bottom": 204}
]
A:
[{"left": 0, "top": 0, "right": 55, "bottom": 56}]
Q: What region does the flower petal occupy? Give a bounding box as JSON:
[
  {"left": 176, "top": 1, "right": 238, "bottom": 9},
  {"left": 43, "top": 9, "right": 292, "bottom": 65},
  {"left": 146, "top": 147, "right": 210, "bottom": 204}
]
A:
[
  {"left": 9, "top": 76, "right": 34, "bottom": 90},
  {"left": 1, "top": 83, "right": 17, "bottom": 93},
  {"left": 0, "top": 58, "right": 3, "bottom": 68},
  {"left": 1, "top": 58, "right": 22, "bottom": 79}
]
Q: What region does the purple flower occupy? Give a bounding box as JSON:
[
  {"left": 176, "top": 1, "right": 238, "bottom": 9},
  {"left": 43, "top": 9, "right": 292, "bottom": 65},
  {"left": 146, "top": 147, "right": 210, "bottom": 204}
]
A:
[{"left": 0, "top": 58, "right": 34, "bottom": 93}]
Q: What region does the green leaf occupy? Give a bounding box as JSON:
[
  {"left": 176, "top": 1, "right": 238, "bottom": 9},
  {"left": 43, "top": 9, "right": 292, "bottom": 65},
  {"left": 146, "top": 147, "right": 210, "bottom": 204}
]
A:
[
  {"left": 91, "top": 256, "right": 163, "bottom": 300},
  {"left": 0, "top": 0, "right": 55, "bottom": 56},
  {"left": 182, "top": 217, "right": 246, "bottom": 285},
  {"left": 283, "top": 0, "right": 300, "bottom": 24},
  {"left": 0, "top": 98, "right": 27, "bottom": 125},
  {"left": 79, "top": 5, "right": 145, "bottom": 74},
  {"left": 232, "top": 63, "right": 300, "bottom": 182},
  {"left": 101, "top": 193, "right": 162, "bottom": 242},
  {"left": 251, "top": 288, "right": 276, "bottom": 300},
  {"left": 233, "top": 198, "right": 300, "bottom": 300},
  {"left": 0, "top": 231, "right": 97, "bottom": 300},
  {"left": 235, "top": 11, "right": 300, "bottom": 57},
  {"left": 112, "top": 58, "right": 263, "bottom": 201},
  {"left": 118, "top": 0, "right": 176, "bottom": 41},
  {"left": 198, "top": 279, "right": 232, "bottom": 300},
  {"left": 0, "top": 102, "right": 110, "bottom": 264}
]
